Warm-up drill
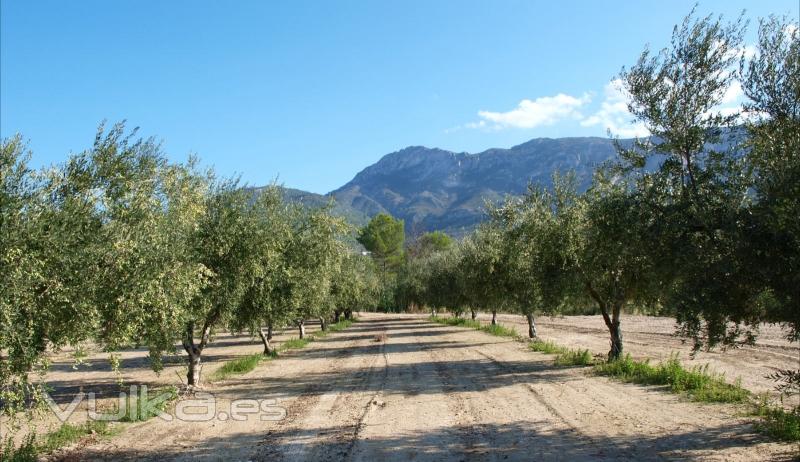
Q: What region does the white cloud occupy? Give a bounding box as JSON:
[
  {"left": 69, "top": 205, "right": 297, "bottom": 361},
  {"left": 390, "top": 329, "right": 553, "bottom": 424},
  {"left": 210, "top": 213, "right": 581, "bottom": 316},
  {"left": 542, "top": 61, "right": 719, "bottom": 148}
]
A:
[
  {"left": 469, "top": 93, "right": 590, "bottom": 130},
  {"left": 785, "top": 24, "right": 798, "bottom": 40},
  {"left": 580, "top": 79, "right": 649, "bottom": 138},
  {"left": 720, "top": 80, "right": 743, "bottom": 105}
]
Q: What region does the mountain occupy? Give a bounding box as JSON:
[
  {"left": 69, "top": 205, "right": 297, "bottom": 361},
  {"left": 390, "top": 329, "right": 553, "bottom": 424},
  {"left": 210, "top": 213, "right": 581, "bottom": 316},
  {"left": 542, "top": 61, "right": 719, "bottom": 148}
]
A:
[{"left": 326, "top": 137, "right": 624, "bottom": 236}]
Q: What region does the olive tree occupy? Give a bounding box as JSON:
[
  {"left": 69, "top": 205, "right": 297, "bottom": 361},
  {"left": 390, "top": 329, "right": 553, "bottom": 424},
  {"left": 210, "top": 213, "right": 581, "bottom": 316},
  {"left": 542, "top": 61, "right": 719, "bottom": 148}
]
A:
[
  {"left": 179, "top": 182, "right": 260, "bottom": 386},
  {"left": 230, "top": 186, "right": 292, "bottom": 355},
  {"left": 277, "top": 205, "right": 348, "bottom": 338},
  {"left": 738, "top": 15, "right": 800, "bottom": 342},
  {"left": 460, "top": 225, "right": 509, "bottom": 326},
  {"left": 569, "top": 177, "right": 657, "bottom": 360},
  {"left": 1, "top": 123, "right": 211, "bottom": 405},
  {"left": 617, "top": 10, "right": 759, "bottom": 349},
  {"left": 329, "top": 253, "right": 379, "bottom": 323},
  {"left": 0, "top": 136, "right": 94, "bottom": 416},
  {"left": 394, "top": 252, "right": 430, "bottom": 313},
  {"left": 424, "top": 245, "right": 469, "bottom": 318},
  {"left": 494, "top": 179, "right": 576, "bottom": 339}
]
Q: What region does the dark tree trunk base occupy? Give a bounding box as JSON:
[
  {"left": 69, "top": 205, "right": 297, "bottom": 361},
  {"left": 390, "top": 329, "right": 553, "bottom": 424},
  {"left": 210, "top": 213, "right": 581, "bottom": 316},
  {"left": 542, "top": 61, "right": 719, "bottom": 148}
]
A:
[
  {"left": 526, "top": 313, "right": 537, "bottom": 339},
  {"left": 259, "top": 329, "right": 272, "bottom": 355}
]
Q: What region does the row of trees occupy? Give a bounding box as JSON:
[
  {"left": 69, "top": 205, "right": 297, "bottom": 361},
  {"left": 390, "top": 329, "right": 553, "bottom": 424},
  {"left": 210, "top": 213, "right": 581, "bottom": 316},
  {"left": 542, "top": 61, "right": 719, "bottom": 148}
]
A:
[
  {"left": 1, "top": 125, "right": 381, "bottom": 415},
  {"left": 394, "top": 12, "right": 799, "bottom": 363}
]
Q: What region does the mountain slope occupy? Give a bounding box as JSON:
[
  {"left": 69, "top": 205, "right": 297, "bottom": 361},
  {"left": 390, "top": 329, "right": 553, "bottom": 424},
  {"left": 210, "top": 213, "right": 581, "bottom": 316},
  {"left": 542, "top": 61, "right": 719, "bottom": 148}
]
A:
[{"left": 328, "top": 137, "right": 624, "bottom": 236}]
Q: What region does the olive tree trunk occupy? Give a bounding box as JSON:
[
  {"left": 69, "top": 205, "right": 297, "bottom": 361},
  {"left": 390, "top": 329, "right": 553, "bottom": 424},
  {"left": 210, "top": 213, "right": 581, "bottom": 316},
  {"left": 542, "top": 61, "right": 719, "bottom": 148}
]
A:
[
  {"left": 186, "top": 349, "right": 201, "bottom": 386},
  {"left": 334, "top": 311, "right": 341, "bottom": 323},
  {"left": 471, "top": 309, "right": 477, "bottom": 320},
  {"left": 258, "top": 327, "right": 272, "bottom": 355},
  {"left": 586, "top": 282, "right": 624, "bottom": 361},
  {"left": 319, "top": 316, "right": 327, "bottom": 332},
  {"left": 604, "top": 309, "right": 623, "bottom": 360},
  {"left": 182, "top": 314, "right": 217, "bottom": 387},
  {"left": 525, "top": 313, "right": 537, "bottom": 339},
  {"left": 298, "top": 319, "right": 306, "bottom": 339},
  {"left": 491, "top": 310, "right": 497, "bottom": 325}
]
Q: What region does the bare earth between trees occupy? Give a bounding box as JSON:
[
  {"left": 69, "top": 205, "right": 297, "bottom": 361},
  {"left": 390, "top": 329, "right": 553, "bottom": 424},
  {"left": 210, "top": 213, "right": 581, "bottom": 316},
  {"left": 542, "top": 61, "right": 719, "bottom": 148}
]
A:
[{"left": 16, "top": 313, "right": 799, "bottom": 461}]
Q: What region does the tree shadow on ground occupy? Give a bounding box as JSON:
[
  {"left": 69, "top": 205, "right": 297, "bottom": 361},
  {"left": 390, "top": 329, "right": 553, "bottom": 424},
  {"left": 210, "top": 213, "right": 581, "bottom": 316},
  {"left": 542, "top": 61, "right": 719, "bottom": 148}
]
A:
[{"left": 68, "top": 420, "right": 794, "bottom": 462}]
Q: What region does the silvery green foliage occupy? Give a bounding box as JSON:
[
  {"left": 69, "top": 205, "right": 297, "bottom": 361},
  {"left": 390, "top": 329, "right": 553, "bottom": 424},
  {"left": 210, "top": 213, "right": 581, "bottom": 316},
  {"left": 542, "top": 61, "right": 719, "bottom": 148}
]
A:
[{"left": 1, "top": 123, "right": 209, "bottom": 414}]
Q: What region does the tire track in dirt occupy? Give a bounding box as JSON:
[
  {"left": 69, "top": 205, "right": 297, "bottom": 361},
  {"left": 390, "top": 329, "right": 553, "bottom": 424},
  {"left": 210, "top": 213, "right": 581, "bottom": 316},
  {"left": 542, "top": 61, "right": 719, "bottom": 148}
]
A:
[
  {"left": 348, "top": 317, "right": 468, "bottom": 462},
  {"left": 469, "top": 347, "right": 639, "bottom": 460},
  {"left": 256, "top": 324, "right": 388, "bottom": 462},
  {"left": 424, "top": 328, "right": 624, "bottom": 461},
  {"left": 341, "top": 339, "right": 389, "bottom": 460},
  {"left": 425, "top": 340, "right": 483, "bottom": 460}
]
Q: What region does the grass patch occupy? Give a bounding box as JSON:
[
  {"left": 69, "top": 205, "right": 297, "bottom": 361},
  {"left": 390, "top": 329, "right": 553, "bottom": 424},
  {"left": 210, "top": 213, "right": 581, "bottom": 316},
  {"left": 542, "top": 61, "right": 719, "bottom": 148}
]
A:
[
  {"left": 328, "top": 318, "right": 355, "bottom": 332},
  {"left": 2, "top": 420, "right": 122, "bottom": 460},
  {"left": 429, "top": 315, "right": 519, "bottom": 339},
  {"left": 279, "top": 337, "right": 311, "bottom": 351},
  {"left": 529, "top": 339, "right": 593, "bottom": 366},
  {"left": 529, "top": 339, "right": 570, "bottom": 355},
  {"left": 594, "top": 354, "right": 750, "bottom": 403},
  {"left": 310, "top": 318, "right": 356, "bottom": 340},
  {"left": 429, "top": 316, "right": 482, "bottom": 329},
  {"left": 554, "top": 348, "right": 594, "bottom": 366},
  {"left": 480, "top": 323, "right": 519, "bottom": 338},
  {"left": 1, "top": 433, "right": 37, "bottom": 462},
  {"left": 211, "top": 354, "right": 264, "bottom": 381},
  {"left": 39, "top": 420, "right": 116, "bottom": 453},
  {"left": 754, "top": 399, "right": 800, "bottom": 442},
  {"left": 116, "top": 385, "right": 178, "bottom": 422}
]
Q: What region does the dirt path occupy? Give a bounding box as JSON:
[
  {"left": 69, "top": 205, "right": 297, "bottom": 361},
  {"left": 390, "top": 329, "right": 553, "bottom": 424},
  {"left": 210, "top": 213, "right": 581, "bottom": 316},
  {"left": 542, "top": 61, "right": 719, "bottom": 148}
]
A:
[{"left": 58, "top": 313, "right": 796, "bottom": 461}]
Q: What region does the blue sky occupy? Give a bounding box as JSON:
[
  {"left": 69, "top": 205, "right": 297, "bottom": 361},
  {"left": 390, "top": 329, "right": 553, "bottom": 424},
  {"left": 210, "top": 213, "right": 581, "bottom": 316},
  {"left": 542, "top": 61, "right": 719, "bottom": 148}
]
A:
[{"left": 1, "top": 1, "right": 797, "bottom": 193}]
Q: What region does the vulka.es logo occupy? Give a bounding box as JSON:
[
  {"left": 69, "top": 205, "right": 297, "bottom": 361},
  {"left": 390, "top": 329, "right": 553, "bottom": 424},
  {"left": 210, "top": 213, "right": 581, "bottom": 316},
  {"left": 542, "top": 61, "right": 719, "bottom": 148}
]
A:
[{"left": 44, "top": 385, "right": 287, "bottom": 423}]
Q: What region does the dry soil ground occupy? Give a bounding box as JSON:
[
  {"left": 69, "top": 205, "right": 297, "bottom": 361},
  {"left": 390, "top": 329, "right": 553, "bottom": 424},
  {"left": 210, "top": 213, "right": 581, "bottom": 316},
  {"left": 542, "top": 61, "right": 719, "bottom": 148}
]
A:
[{"left": 11, "top": 313, "right": 800, "bottom": 461}]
